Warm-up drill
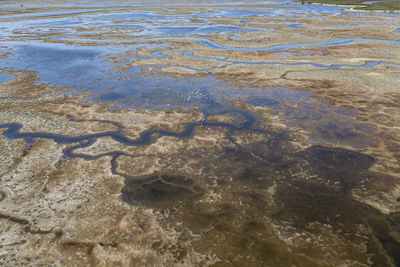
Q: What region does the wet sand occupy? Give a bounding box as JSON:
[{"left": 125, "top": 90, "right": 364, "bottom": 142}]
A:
[{"left": 0, "top": 0, "right": 400, "bottom": 266}]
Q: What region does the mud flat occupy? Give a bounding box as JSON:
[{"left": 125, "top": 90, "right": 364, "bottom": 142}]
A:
[
  {"left": 295, "top": 0, "right": 400, "bottom": 12},
  {"left": 1, "top": 1, "right": 400, "bottom": 266}
]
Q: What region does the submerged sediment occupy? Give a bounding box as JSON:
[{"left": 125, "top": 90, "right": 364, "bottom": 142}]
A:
[{"left": 0, "top": 1, "right": 400, "bottom": 266}]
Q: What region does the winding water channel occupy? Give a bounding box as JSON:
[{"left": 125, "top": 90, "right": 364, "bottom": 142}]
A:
[{"left": 0, "top": 0, "right": 400, "bottom": 266}]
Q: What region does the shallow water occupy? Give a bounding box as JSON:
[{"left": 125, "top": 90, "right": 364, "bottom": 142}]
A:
[
  {"left": 0, "top": 1, "right": 399, "bottom": 265},
  {"left": 0, "top": 0, "right": 395, "bottom": 160},
  {"left": 1, "top": 41, "right": 397, "bottom": 104},
  {"left": 0, "top": 73, "right": 15, "bottom": 83},
  {"left": 1, "top": 38, "right": 377, "bottom": 150}
]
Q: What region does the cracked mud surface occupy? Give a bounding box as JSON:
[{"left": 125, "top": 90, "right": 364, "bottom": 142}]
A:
[{"left": 1, "top": 0, "right": 400, "bottom": 266}]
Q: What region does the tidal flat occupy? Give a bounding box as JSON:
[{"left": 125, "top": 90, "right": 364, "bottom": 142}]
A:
[{"left": 0, "top": 0, "right": 400, "bottom": 266}]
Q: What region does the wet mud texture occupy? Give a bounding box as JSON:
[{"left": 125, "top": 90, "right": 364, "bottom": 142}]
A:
[
  {"left": 112, "top": 118, "right": 399, "bottom": 265},
  {"left": 1, "top": 96, "right": 399, "bottom": 265},
  {"left": 276, "top": 146, "right": 399, "bottom": 265},
  {"left": 1, "top": 0, "right": 400, "bottom": 266},
  {"left": 121, "top": 174, "right": 204, "bottom": 209}
]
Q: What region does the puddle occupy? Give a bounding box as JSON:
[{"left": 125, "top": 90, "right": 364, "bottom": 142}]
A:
[{"left": 0, "top": 73, "right": 15, "bottom": 84}]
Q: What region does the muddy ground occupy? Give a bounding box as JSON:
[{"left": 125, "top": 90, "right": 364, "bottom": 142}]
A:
[{"left": 0, "top": 1, "right": 400, "bottom": 266}]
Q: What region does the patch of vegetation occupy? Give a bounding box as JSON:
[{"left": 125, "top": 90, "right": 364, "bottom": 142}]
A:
[{"left": 297, "top": 0, "right": 400, "bottom": 11}]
